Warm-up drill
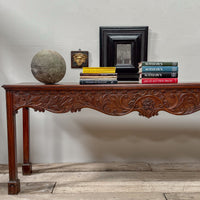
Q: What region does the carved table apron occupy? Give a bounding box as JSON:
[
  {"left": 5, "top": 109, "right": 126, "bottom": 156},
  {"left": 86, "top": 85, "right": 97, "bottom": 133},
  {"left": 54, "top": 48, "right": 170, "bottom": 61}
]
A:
[{"left": 2, "top": 82, "right": 200, "bottom": 194}]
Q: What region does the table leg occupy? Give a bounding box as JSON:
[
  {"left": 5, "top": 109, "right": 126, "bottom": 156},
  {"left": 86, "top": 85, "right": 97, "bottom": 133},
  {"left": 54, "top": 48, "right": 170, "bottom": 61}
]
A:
[
  {"left": 6, "top": 91, "right": 20, "bottom": 194},
  {"left": 22, "top": 107, "right": 32, "bottom": 175}
]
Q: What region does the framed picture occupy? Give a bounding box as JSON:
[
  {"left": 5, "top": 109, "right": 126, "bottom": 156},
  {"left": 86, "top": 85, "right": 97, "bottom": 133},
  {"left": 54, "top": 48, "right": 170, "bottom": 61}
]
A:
[
  {"left": 100, "top": 26, "right": 148, "bottom": 70},
  {"left": 71, "top": 51, "right": 88, "bottom": 68}
]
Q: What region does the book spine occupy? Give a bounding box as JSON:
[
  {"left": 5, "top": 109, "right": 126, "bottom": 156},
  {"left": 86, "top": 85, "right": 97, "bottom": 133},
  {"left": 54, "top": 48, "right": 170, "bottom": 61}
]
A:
[
  {"left": 117, "top": 73, "right": 139, "bottom": 78},
  {"left": 116, "top": 67, "right": 139, "bottom": 74},
  {"left": 80, "top": 76, "right": 117, "bottom": 79},
  {"left": 117, "top": 73, "right": 139, "bottom": 81},
  {"left": 142, "top": 72, "right": 178, "bottom": 78},
  {"left": 142, "top": 78, "right": 178, "bottom": 84},
  {"left": 80, "top": 73, "right": 117, "bottom": 76},
  {"left": 82, "top": 67, "right": 116, "bottom": 74},
  {"left": 82, "top": 69, "right": 116, "bottom": 73},
  {"left": 141, "top": 66, "right": 178, "bottom": 72},
  {"left": 80, "top": 78, "right": 117, "bottom": 80},
  {"left": 140, "top": 62, "right": 178, "bottom": 66},
  {"left": 118, "top": 78, "right": 139, "bottom": 81},
  {"left": 80, "top": 80, "right": 118, "bottom": 84}
]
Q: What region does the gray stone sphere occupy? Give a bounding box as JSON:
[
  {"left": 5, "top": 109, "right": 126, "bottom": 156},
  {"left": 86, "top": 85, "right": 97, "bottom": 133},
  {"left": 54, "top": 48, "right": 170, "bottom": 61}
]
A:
[{"left": 31, "top": 50, "right": 66, "bottom": 84}]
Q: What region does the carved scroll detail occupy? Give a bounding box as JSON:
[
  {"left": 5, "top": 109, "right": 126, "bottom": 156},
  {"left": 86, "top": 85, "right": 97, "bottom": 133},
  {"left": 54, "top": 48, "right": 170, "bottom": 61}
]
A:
[{"left": 13, "top": 88, "right": 200, "bottom": 118}]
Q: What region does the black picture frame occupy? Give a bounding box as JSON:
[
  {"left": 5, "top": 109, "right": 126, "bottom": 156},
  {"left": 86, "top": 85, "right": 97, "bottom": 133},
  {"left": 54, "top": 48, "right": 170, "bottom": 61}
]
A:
[{"left": 100, "top": 26, "right": 148, "bottom": 70}]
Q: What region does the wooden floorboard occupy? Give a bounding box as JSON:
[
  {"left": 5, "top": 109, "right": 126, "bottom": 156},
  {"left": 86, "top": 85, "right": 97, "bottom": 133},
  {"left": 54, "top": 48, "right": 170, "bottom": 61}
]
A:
[
  {"left": 151, "top": 163, "right": 200, "bottom": 172},
  {"left": 0, "top": 162, "right": 151, "bottom": 174},
  {"left": 1, "top": 163, "right": 200, "bottom": 199},
  {"left": 165, "top": 192, "right": 200, "bottom": 200},
  {"left": 0, "top": 182, "right": 56, "bottom": 195},
  {"left": 0, "top": 193, "right": 166, "bottom": 200}
]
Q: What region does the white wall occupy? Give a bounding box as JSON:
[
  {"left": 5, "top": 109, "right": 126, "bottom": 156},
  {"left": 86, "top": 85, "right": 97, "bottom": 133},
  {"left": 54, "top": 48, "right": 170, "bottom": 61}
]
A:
[{"left": 1, "top": 0, "right": 200, "bottom": 164}]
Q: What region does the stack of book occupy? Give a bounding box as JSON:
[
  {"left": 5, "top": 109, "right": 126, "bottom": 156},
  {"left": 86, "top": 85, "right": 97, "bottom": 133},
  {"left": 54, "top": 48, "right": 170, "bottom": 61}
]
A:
[
  {"left": 116, "top": 66, "right": 139, "bottom": 81},
  {"left": 80, "top": 67, "right": 118, "bottom": 84},
  {"left": 139, "top": 61, "right": 178, "bottom": 84}
]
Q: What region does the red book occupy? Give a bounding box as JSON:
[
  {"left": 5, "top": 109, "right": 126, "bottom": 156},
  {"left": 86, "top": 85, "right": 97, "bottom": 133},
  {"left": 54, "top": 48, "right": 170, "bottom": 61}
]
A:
[{"left": 142, "top": 78, "right": 178, "bottom": 84}]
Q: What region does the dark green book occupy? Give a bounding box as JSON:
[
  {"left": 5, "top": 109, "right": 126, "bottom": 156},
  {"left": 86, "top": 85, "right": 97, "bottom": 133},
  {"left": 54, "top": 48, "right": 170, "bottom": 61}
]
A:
[{"left": 139, "top": 61, "right": 178, "bottom": 66}]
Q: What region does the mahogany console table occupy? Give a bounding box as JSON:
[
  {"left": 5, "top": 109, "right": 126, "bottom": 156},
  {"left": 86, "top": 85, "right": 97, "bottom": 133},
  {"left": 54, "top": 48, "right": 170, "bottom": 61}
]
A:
[{"left": 3, "top": 82, "right": 200, "bottom": 194}]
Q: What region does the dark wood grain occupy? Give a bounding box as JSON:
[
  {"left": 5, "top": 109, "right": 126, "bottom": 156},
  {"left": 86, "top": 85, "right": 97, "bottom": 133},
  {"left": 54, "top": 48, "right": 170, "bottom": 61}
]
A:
[
  {"left": 6, "top": 91, "right": 20, "bottom": 194},
  {"left": 22, "top": 107, "right": 32, "bottom": 175},
  {"left": 3, "top": 83, "right": 200, "bottom": 117},
  {"left": 2, "top": 82, "right": 200, "bottom": 194}
]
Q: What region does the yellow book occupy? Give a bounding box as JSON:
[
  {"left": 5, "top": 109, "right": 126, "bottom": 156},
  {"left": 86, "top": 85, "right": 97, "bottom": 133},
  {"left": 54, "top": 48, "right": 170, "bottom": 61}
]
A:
[{"left": 83, "top": 67, "right": 116, "bottom": 74}]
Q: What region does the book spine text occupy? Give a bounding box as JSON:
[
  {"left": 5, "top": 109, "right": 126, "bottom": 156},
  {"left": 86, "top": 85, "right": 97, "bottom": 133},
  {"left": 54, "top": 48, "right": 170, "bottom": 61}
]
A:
[
  {"left": 141, "top": 66, "right": 178, "bottom": 72},
  {"left": 80, "top": 80, "right": 118, "bottom": 84},
  {"left": 142, "top": 72, "right": 178, "bottom": 78},
  {"left": 140, "top": 62, "right": 178, "bottom": 66},
  {"left": 142, "top": 78, "right": 178, "bottom": 84},
  {"left": 80, "top": 73, "right": 117, "bottom": 76}
]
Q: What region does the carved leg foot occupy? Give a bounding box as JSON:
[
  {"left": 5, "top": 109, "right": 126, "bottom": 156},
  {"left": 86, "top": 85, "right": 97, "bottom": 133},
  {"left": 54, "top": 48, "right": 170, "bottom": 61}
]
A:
[
  {"left": 8, "top": 179, "right": 20, "bottom": 195},
  {"left": 22, "top": 163, "right": 32, "bottom": 175}
]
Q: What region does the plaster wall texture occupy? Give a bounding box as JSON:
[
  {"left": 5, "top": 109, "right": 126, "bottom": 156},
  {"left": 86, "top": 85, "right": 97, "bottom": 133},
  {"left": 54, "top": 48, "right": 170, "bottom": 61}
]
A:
[{"left": 1, "top": 0, "right": 200, "bottom": 164}]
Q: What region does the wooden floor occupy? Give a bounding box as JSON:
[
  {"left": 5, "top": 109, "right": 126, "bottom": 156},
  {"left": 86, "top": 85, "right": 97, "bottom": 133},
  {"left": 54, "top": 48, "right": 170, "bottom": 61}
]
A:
[{"left": 1, "top": 162, "right": 200, "bottom": 199}]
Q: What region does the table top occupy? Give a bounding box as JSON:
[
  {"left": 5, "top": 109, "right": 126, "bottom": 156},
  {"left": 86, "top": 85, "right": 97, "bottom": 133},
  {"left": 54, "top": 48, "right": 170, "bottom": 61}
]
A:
[
  {"left": 3, "top": 82, "right": 200, "bottom": 91},
  {"left": 3, "top": 82, "right": 200, "bottom": 117}
]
